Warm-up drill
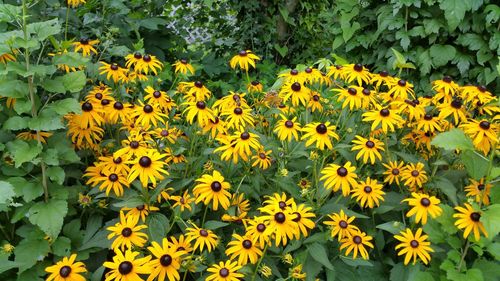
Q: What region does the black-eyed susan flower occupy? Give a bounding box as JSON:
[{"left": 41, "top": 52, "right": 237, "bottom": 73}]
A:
[
  {"left": 229, "top": 50, "right": 260, "bottom": 71},
  {"left": 225, "top": 233, "right": 263, "bottom": 265},
  {"left": 147, "top": 238, "right": 184, "bottom": 281},
  {"left": 202, "top": 115, "right": 228, "bottom": 139},
  {"left": 183, "top": 100, "right": 215, "bottom": 126},
  {"left": 170, "top": 234, "right": 193, "bottom": 254},
  {"left": 415, "top": 113, "right": 442, "bottom": 133},
  {"left": 461, "top": 85, "right": 494, "bottom": 104},
  {"left": 307, "top": 92, "right": 324, "bottom": 112},
  {"left": 323, "top": 210, "right": 359, "bottom": 241},
  {"left": 251, "top": 147, "right": 272, "bottom": 170},
  {"left": 89, "top": 170, "right": 129, "bottom": 197},
  {"left": 334, "top": 86, "right": 364, "bottom": 110},
  {"left": 103, "top": 250, "right": 151, "bottom": 281},
  {"left": 232, "top": 130, "right": 261, "bottom": 162},
  {"left": 127, "top": 149, "right": 169, "bottom": 188},
  {"left": 438, "top": 98, "right": 468, "bottom": 124},
  {"left": 73, "top": 38, "right": 98, "bottom": 56},
  {"left": 172, "top": 58, "right": 195, "bottom": 75},
  {"left": 245, "top": 217, "right": 271, "bottom": 247},
  {"left": 362, "top": 107, "right": 404, "bottom": 133},
  {"left": 133, "top": 102, "right": 167, "bottom": 128},
  {"left": 400, "top": 162, "right": 428, "bottom": 190},
  {"left": 453, "top": 203, "right": 488, "bottom": 241},
  {"left": 0, "top": 51, "right": 16, "bottom": 64},
  {"left": 279, "top": 68, "right": 305, "bottom": 83},
  {"left": 465, "top": 178, "right": 491, "bottom": 206},
  {"left": 342, "top": 63, "right": 371, "bottom": 86},
  {"left": 279, "top": 81, "right": 310, "bottom": 107},
  {"left": 289, "top": 202, "right": 316, "bottom": 239},
  {"left": 301, "top": 122, "right": 339, "bottom": 150},
  {"left": 394, "top": 228, "right": 433, "bottom": 265},
  {"left": 122, "top": 204, "right": 159, "bottom": 223},
  {"left": 403, "top": 193, "right": 442, "bottom": 225},
  {"left": 460, "top": 119, "right": 498, "bottom": 155},
  {"left": 134, "top": 54, "right": 163, "bottom": 75},
  {"left": 261, "top": 192, "right": 294, "bottom": 212},
  {"left": 206, "top": 260, "right": 244, "bottom": 281},
  {"left": 185, "top": 224, "right": 218, "bottom": 253},
  {"left": 180, "top": 81, "right": 211, "bottom": 102},
  {"left": 382, "top": 161, "right": 405, "bottom": 185},
  {"left": 99, "top": 62, "right": 127, "bottom": 83},
  {"left": 45, "top": 254, "right": 86, "bottom": 281},
  {"left": 144, "top": 86, "right": 174, "bottom": 111},
  {"left": 107, "top": 101, "right": 131, "bottom": 124},
  {"left": 113, "top": 132, "right": 149, "bottom": 159},
  {"left": 260, "top": 206, "right": 299, "bottom": 246},
  {"left": 351, "top": 135, "right": 384, "bottom": 164},
  {"left": 153, "top": 125, "right": 178, "bottom": 144},
  {"left": 107, "top": 211, "right": 148, "bottom": 251},
  {"left": 221, "top": 105, "right": 255, "bottom": 129},
  {"left": 274, "top": 115, "right": 301, "bottom": 142},
  {"left": 432, "top": 76, "right": 459, "bottom": 101},
  {"left": 351, "top": 177, "right": 385, "bottom": 208},
  {"left": 16, "top": 130, "right": 52, "bottom": 144},
  {"left": 67, "top": 0, "right": 86, "bottom": 8},
  {"left": 320, "top": 162, "right": 358, "bottom": 197},
  {"left": 290, "top": 264, "right": 306, "bottom": 280},
  {"left": 247, "top": 80, "right": 263, "bottom": 93},
  {"left": 370, "top": 70, "right": 394, "bottom": 88},
  {"left": 125, "top": 52, "right": 143, "bottom": 69},
  {"left": 387, "top": 79, "right": 415, "bottom": 100},
  {"left": 297, "top": 178, "right": 311, "bottom": 190},
  {"left": 193, "top": 170, "right": 232, "bottom": 211},
  {"left": 326, "top": 65, "right": 345, "bottom": 81},
  {"left": 339, "top": 230, "right": 374, "bottom": 260}
]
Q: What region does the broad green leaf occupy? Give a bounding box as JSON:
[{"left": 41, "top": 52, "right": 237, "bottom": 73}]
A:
[
  {"left": 47, "top": 166, "right": 65, "bottom": 184},
  {"left": 460, "top": 150, "right": 489, "bottom": 180},
  {"left": 6, "top": 139, "right": 42, "bottom": 167},
  {"left": 28, "top": 199, "right": 68, "bottom": 238},
  {"left": 204, "top": 220, "right": 229, "bottom": 230},
  {"left": 0, "top": 251, "right": 17, "bottom": 274},
  {"left": 434, "top": 204, "right": 458, "bottom": 234},
  {"left": 432, "top": 177, "right": 458, "bottom": 206},
  {"left": 431, "top": 128, "right": 474, "bottom": 151},
  {"left": 417, "top": 50, "right": 432, "bottom": 75},
  {"left": 147, "top": 213, "right": 169, "bottom": 243},
  {"left": 439, "top": 0, "right": 470, "bottom": 31},
  {"left": 52, "top": 236, "right": 72, "bottom": 257},
  {"left": 274, "top": 44, "right": 288, "bottom": 57},
  {"left": 0, "top": 79, "right": 29, "bottom": 98},
  {"left": 28, "top": 109, "right": 65, "bottom": 131},
  {"left": 8, "top": 177, "right": 43, "bottom": 202},
  {"left": 391, "top": 48, "right": 406, "bottom": 66},
  {"left": 0, "top": 180, "right": 16, "bottom": 205},
  {"left": 306, "top": 242, "right": 334, "bottom": 270},
  {"left": 61, "top": 71, "right": 86, "bottom": 93},
  {"left": 482, "top": 204, "right": 500, "bottom": 239},
  {"left": 2, "top": 116, "right": 29, "bottom": 130},
  {"left": 376, "top": 221, "right": 404, "bottom": 234},
  {"left": 340, "top": 256, "right": 373, "bottom": 267},
  {"left": 48, "top": 98, "right": 82, "bottom": 115},
  {"left": 52, "top": 52, "right": 89, "bottom": 67},
  {"left": 27, "top": 18, "right": 61, "bottom": 41},
  {"left": 14, "top": 238, "right": 50, "bottom": 274},
  {"left": 429, "top": 44, "right": 456, "bottom": 67}
]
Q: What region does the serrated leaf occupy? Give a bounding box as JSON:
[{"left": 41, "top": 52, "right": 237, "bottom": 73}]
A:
[
  {"left": 307, "top": 243, "right": 334, "bottom": 270},
  {"left": 14, "top": 238, "right": 50, "bottom": 274},
  {"left": 52, "top": 52, "right": 89, "bottom": 67},
  {"left": 47, "top": 166, "right": 65, "bottom": 184},
  {"left": 28, "top": 199, "right": 68, "bottom": 238},
  {"left": 460, "top": 150, "right": 489, "bottom": 180},
  {"left": 431, "top": 128, "right": 474, "bottom": 151},
  {"left": 28, "top": 109, "right": 64, "bottom": 131},
  {"left": 147, "top": 213, "right": 169, "bottom": 243},
  {"left": 0, "top": 180, "right": 16, "bottom": 205},
  {"left": 429, "top": 44, "right": 456, "bottom": 67},
  {"left": 8, "top": 177, "right": 43, "bottom": 202},
  {"left": 2, "top": 116, "right": 29, "bottom": 130},
  {"left": 432, "top": 177, "right": 458, "bottom": 206},
  {"left": 6, "top": 139, "right": 42, "bottom": 167},
  {"left": 439, "top": 0, "right": 470, "bottom": 31},
  {"left": 204, "top": 220, "right": 229, "bottom": 230},
  {"left": 0, "top": 79, "right": 29, "bottom": 98},
  {"left": 48, "top": 98, "right": 82, "bottom": 115},
  {"left": 62, "top": 71, "right": 86, "bottom": 93}
]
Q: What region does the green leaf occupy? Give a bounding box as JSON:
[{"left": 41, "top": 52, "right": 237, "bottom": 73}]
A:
[
  {"left": 147, "top": 213, "right": 169, "bottom": 243},
  {"left": 14, "top": 238, "right": 50, "bottom": 274},
  {"left": 340, "top": 256, "right": 373, "bottom": 267},
  {"left": 274, "top": 44, "right": 288, "bottom": 57},
  {"left": 52, "top": 52, "right": 90, "bottom": 67},
  {"left": 0, "top": 252, "right": 17, "bottom": 274},
  {"left": 431, "top": 128, "right": 474, "bottom": 151},
  {"left": 47, "top": 166, "right": 65, "bottom": 184},
  {"left": 52, "top": 236, "right": 72, "bottom": 257},
  {"left": 204, "top": 220, "right": 229, "bottom": 230},
  {"left": 28, "top": 109, "right": 64, "bottom": 131},
  {"left": 27, "top": 18, "right": 61, "bottom": 41},
  {"left": 460, "top": 150, "right": 489, "bottom": 180},
  {"left": 8, "top": 177, "right": 43, "bottom": 202},
  {"left": 2, "top": 116, "right": 29, "bottom": 130},
  {"left": 376, "top": 221, "right": 404, "bottom": 234},
  {"left": 307, "top": 243, "right": 334, "bottom": 270},
  {"left": 28, "top": 199, "right": 68, "bottom": 238},
  {"left": 61, "top": 71, "right": 86, "bottom": 93},
  {"left": 0, "top": 180, "right": 16, "bottom": 205},
  {"left": 482, "top": 204, "right": 500, "bottom": 239},
  {"left": 439, "top": 0, "right": 470, "bottom": 31},
  {"left": 429, "top": 44, "right": 456, "bottom": 67},
  {"left": 434, "top": 204, "right": 458, "bottom": 234},
  {"left": 432, "top": 177, "right": 458, "bottom": 206},
  {"left": 456, "top": 34, "right": 487, "bottom": 51},
  {"left": 0, "top": 79, "right": 29, "bottom": 98},
  {"left": 6, "top": 139, "right": 42, "bottom": 167},
  {"left": 417, "top": 50, "right": 432, "bottom": 75},
  {"left": 48, "top": 98, "right": 82, "bottom": 115}
]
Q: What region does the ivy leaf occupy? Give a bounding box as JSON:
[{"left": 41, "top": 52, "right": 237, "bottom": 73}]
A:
[
  {"left": 28, "top": 199, "right": 68, "bottom": 238},
  {"left": 429, "top": 44, "right": 456, "bottom": 67},
  {"left": 307, "top": 243, "right": 334, "bottom": 270},
  {"left": 431, "top": 128, "right": 473, "bottom": 151},
  {"left": 6, "top": 139, "right": 42, "bottom": 167}
]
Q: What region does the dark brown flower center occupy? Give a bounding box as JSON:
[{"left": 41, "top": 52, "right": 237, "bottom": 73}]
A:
[
  {"left": 139, "top": 156, "right": 152, "bottom": 168},
  {"left": 219, "top": 268, "right": 229, "bottom": 277},
  {"left": 199, "top": 229, "right": 208, "bottom": 237},
  {"left": 420, "top": 198, "right": 430, "bottom": 207},
  {"left": 477, "top": 184, "right": 485, "bottom": 191},
  {"left": 108, "top": 173, "right": 118, "bottom": 182},
  {"left": 196, "top": 101, "right": 206, "bottom": 109},
  {"left": 59, "top": 266, "right": 72, "bottom": 277},
  {"left": 95, "top": 93, "right": 103, "bottom": 100},
  {"left": 411, "top": 170, "right": 419, "bottom": 177},
  {"left": 442, "top": 76, "right": 452, "bottom": 83},
  {"left": 118, "top": 261, "right": 133, "bottom": 275},
  {"left": 316, "top": 123, "right": 327, "bottom": 134},
  {"left": 313, "top": 95, "right": 320, "bottom": 101},
  {"left": 391, "top": 168, "right": 400, "bottom": 175},
  {"left": 353, "top": 64, "right": 363, "bottom": 72},
  {"left": 110, "top": 63, "right": 119, "bottom": 71},
  {"left": 285, "top": 120, "right": 294, "bottom": 128},
  {"left": 114, "top": 101, "right": 124, "bottom": 110},
  {"left": 305, "top": 67, "right": 312, "bottom": 73},
  {"left": 160, "top": 254, "right": 172, "bottom": 266},
  {"left": 365, "top": 141, "right": 375, "bottom": 148},
  {"left": 161, "top": 130, "right": 169, "bottom": 137},
  {"left": 291, "top": 82, "right": 301, "bottom": 92},
  {"left": 290, "top": 69, "right": 299, "bottom": 75},
  {"left": 82, "top": 102, "right": 93, "bottom": 112},
  {"left": 337, "top": 167, "right": 348, "bottom": 177},
  {"left": 180, "top": 58, "right": 188, "bottom": 64},
  {"left": 274, "top": 212, "right": 286, "bottom": 223},
  {"left": 479, "top": 121, "right": 490, "bottom": 130},
  {"left": 101, "top": 99, "right": 110, "bottom": 106},
  {"left": 348, "top": 87, "right": 357, "bottom": 95},
  {"left": 242, "top": 240, "right": 252, "bottom": 249},
  {"left": 353, "top": 235, "right": 362, "bottom": 244},
  {"left": 234, "top": 107, "right": 243, "bottom": 115},
  {"left": 470, "top": 212, "right": 481, "bottom": 222},
  {"left": 379, "top": 70, "right": 388, "bottom": 77},
  {"left": 257, "top": 223, "right": 266, "bottom": 232},
  {"left": 251, "top": 80, "right": 260, "bottom": 86},
  {"left": 292, "top": 212, "right": 301, "bottom": 222},
  {"left": 136, "top": 205, "right": 145, "bottom": 211},
  {"left": 410, "top": 240, "right": 419, "bottom": 248},
  {"left": 79, "top": 38, "right": 89, "bottom": 45},
  {"left": 143, "top": 104, "right": 153, "bottom": 113},
  {"left": 121, "top": 227, "right": 132, "bottom": 237},
  {"left": 362, "top": 88, "right": 371, "bottom": 96},
  {"left": 424, "top": 113, "right": 433, "bottom": 121},
  {"left": 339, "top": 220, "right": 348, "bottom": 228},
  {"left": 477, "top": 85, "right": 487, "bottom": 92},
  {"left": 143, "top": 55, "right": 151, "bottom": 62},
  {"left": 130, "top": 141, "right": 139, "bottom": 149},
  {"left": 153, "top": 91, "right": 161, "bottom": 98},
  {"left": 239, "top": 50, "right": 247, "bottom": 56},
  {"left": 241, "top": 132, "right": 250, "bottom": 140},
  {"left": 278, "top": 201, "right": 286, "bottom": 210},
  {"left": 211, "top": 181, "right": 222, "bottom": 192},
  {"left": 380, "top": 109, "right": 390, "bottom": 117},
  {"left": 363, "top": 186, "right": 372, "bottom": 193},
  {"left": 398, "top": 79, "right": 406, "bottom": 87},
  {"left": 451, "top": 99, "right": 462, "bottom": 109},
  {"left": 134, "top": 52, "right": 142, "bottom": 59},
  {"left": 259, "top": 153, "right": 266, "bottom": 159}
]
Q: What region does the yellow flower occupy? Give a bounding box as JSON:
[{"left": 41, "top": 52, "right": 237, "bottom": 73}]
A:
[
  {"left": 229, "top": 50, "right": 260, "bottom": 71},
  {"left": 362, "top": 107, "right": 404, "bottom": 133},
  {"left": 0, "top": 52, "right": 16, "bottom": 64},
  {"left": 289, "top": 202, "right": 316, "bottom": 239},
  {"left": 382, "top": 161, "right": 405, "bottom": 185},
  {"left": 45, "top": 254, "right": 86, "bottom": 281},
  {"left": 16, "top": 130, "right": 52, "bottom": 144},
  {"left": 453, "top": 203, "right": 488, "bottom": 241},
  {"left": 333, "top": 86, "right": 364, "bottom": 110},
  {"left": 274, "top": 115, "right": 301, "bottom": 142},
  {"left": 193, "top": 170, "right": 232, "bottom": 211},
  {"left": 387, "top": 79, "right": 415, "bottom": 100},
  {"left": 172, "top": 58, "right": 195, "bottom": 75},
  {"left": 394, "top": 228, "right": 433, "bottom": 265},
  {"left": 103, "top": 250, "right": 151, "bottom": 281},
  {"left": 67, "top": 0, "right": 86, "bottom": 8},
  {"left": 185, "top": 224, "right": 218, "bottom": 253},
  {"left": 320, "top": 162, "right": 358, "bottom": 197},
  {"left": 2, "top": 243, "right": 14, "bottom": 254},
  {"left": 460, "top": 119, "right": 498, "bottom": 155},
  {"left": 127, "top": 149, "right": 169, "bottom": 188},
  {"left": 400, "top": 162, "right": 428, "bottom": 190},
  {"left": 259, "top": 206, "right": 299, "bottom": 246},
  {"left": 182, "top": 100, "right": 215, "bottom": 126},
  {"left": 351, "top": 135, "right": 384, "bottom": 164},
  {"left": 73, "top": 38, "right": 99, "bottom": 56},
  {"left": 279, "top": 81, "right": 311, "bottom": 107},
  {"left": 290, "top": 264, "right": 306, "bottom": 280},
  {"left": 301, "top": 122, "right": 339, "bottom": 150},
  {"left": 464, "top": 178, "right": 491, "bottom": 206},
  {"left": 206, "top": 260, "right": 244, "bottom": 281},
  {"left": 147, "top": 238, "right": 185, "bottom": 281},
  {"left": 134, "top": 54, "right": 163, "bottom": 75},
  {"left": 99, "top": 62, "right": 127, "bottom": 83},
  {"left": 402, "top": 193, "right": 442, "bottom": 225},
  {"left": 339, "top": 230, "right": 374, "bottom": 260},
  {"left": 351, "top": 177, "right": 385, "bottom": 208},
  {"left": 437, "top": 98, "right": 468, "bottom": 125},
  {"left": 122, "top": 204, "right": 159, "bottom": 223},
  {"left": 245, "top": 216, "right": 271, "bottom": 247},
  {"left": 259, "top": 264, "right": 272, "bottom": 278},
  {"left": 341, "top": 63, "right": 371, "bottom": 86},
  {"left": 107, "top": 211, "right": 148, "bottom": 251},
  {"left": 247, "top": 80, "right": 263, "bottom": 93},
  {"left": 323, "top": 210, "right": 359, "bottom": 241},
  {"left": 225, "top": 233, "right": 263, "bottom": 265},
  {"left": 252, "top": 148, "right": 272, "bottom": 170}
]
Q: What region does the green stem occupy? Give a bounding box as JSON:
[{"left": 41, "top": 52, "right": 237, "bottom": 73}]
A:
[
  {"left": 201, "top": 205, "right": 209, "bottom": 227},
  {"left": 251, "top": 244, "right": 269, "bottom": 281},
  {"left": 22, "top": 0, "right": 49, "bottom": 203},
  {"left": 64, "top": 6, "right": 70, "bottom": 41},
  {"left": 456, "top": 240, "right": 470, "bottom": 272},
  {"left": 181, "top": 269, "right": 189, "bottom": 281}
]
